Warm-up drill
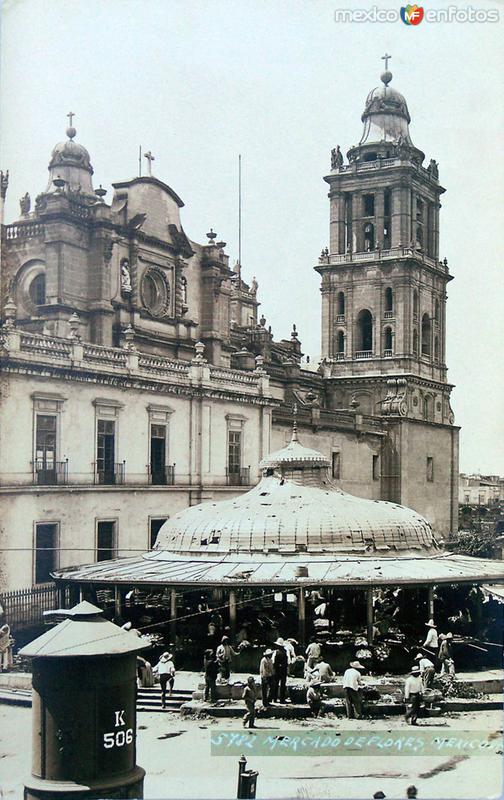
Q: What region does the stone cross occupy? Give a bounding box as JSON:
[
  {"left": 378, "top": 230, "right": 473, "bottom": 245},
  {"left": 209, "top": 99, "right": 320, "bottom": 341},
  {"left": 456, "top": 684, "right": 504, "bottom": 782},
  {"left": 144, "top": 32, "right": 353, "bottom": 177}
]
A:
[
  {"left": 144, "top": 151, "right": 155, "bottom": 176},
  {"left": 381, "top": 53, "right": 392, "bottom": 70},
  {"left": 67, "top": 111, "right": 75, "bottom": 126}
]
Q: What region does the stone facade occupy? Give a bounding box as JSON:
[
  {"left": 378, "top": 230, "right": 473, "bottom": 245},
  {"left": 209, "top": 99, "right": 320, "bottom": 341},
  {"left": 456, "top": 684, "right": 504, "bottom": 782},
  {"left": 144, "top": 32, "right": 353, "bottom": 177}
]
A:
[{"left": 0, "top": 65, "right": 459, "bottom": 593}]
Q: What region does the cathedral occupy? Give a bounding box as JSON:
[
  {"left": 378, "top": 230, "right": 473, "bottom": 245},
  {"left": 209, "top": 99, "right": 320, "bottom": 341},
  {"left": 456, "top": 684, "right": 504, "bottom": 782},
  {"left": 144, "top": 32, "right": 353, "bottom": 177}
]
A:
[{"left": 0, "top": 62, "right": 459, "bottom": 595}]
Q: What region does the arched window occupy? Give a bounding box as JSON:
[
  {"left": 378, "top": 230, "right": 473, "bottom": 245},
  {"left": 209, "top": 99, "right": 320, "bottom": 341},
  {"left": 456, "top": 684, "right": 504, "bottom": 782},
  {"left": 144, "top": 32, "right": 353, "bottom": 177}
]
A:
[
  {"left": 434, "top": 336, "right": 439, "bottom": 362},
  {"left": 337, "top": 330, "right": 345, "bottom": 354},
  {"left": 416, "top": 226, "right": 423, "bottom": 250},
  {"left": 413, "top": 290, "right": 419, "bottom": 317},
  {"left": 423, "top": 394, "right": 432, "bottom": 421},
  {"left": 356, "top": 309, "right": 373, "bottom": 353},
  {"left": 421, "top": 313, "right": 431, "bottom": 356},
  {"left": 384, "top": 326, "right": 393, "bottom": 353},
  {"left": 412, "top": 329, "right": 418, "bottom": 355},
  {"left": 384, "top": 287, "right": 393, "bottom": 312},
  {"left": 434, "top": 298, "right": 440, "bottom": 322},
  {"left": 337, "top": 291, "right": 345, "bottom": 316},
  {"left": 364, "top": 223, "right": 375, "bottom": 251},
  {"left": 29, "top": 273, "right": 46, "bottom": 306}
]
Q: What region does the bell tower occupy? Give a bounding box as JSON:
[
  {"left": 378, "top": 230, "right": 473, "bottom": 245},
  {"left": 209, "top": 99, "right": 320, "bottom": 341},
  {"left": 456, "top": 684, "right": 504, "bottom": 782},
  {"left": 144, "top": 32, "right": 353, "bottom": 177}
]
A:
[{"left": 316, "top": 57, "right": 455, "bottom": 426}]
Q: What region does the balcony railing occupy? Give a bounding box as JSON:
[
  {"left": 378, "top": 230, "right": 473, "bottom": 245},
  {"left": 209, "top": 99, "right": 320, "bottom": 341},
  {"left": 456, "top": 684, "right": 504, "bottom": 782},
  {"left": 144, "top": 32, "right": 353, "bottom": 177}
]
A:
[
  {"left": 383, "top": 349, "right": 393, "bottom": 358},
  {"left": 384, "top": 311, "right": 394, "bottom": 319},
  {"left": 94, "top": 461, "right": 125, "bottom": 486},
  {"left": 334, "top": 352, "right": 345, "bottom": 361},
  {"left": 147, "top": 464, "right": 176, "bottom": 486},
  {"left": 33, "top": 460, "right": 68, "bottom": 486},
  {"left": 226, "top": 467, "right": 250, "bottom": 486},
  {"left": 355, "top": 350, "right": 373, "bottom": 360},
  {"left": 336, "top": 314, "right": 345, "bottom": 324}
]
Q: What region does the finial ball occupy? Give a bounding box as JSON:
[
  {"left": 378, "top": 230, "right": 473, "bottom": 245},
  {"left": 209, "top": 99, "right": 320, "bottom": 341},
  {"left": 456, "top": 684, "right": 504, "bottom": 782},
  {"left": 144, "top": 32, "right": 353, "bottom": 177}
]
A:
[
  {"left": 380, "top": 70, "right": 392, "bottom": 87},
  {"left": 66, "top": 126, "right": 77, "bottom": 140}
]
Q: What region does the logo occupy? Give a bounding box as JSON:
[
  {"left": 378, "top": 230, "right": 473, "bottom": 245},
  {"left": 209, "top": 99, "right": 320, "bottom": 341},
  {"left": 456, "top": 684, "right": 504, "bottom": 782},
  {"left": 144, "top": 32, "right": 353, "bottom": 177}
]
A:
[{"left": 400, "top": 4, "right": 424, "bottom": 24}]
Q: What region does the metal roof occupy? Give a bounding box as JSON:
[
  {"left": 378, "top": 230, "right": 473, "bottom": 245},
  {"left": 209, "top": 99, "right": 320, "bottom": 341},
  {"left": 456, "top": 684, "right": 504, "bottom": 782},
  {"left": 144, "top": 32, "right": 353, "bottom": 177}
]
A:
[{"left": 53, "top": 551, "right": 504, "bottom": 588}]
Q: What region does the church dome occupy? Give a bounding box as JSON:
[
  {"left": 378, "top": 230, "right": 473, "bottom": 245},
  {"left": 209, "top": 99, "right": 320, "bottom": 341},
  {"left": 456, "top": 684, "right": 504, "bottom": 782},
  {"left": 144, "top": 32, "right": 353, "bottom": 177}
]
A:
[
  {"left": 46, "top": 120, "right": 94, "bottom": 195},
  {"left": 154, "top": 431, "right": 438, "bottom": 559}
]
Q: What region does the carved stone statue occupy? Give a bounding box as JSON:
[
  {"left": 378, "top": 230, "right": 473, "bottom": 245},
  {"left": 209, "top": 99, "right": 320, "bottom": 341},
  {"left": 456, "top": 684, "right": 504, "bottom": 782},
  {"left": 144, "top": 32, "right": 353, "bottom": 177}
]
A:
[
  {"left": 427, "top": 158, "right": 439, "bottom": 179},
  {"left": 19, "top": 192, "right": 31, "bottom": 215},
  {"left": 120, "top": 258, "right": 132, "bottom": 295},
  {"left": 250, "top": 276, "right": 258, "bottom": 295},
  {"left": 331, "top": 145, "right": 344, "bottom": 169}
]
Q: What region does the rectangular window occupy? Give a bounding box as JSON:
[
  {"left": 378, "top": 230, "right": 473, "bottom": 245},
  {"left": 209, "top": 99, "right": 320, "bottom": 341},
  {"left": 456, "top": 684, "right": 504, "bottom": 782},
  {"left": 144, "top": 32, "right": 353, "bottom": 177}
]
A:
[
  {"left": 150, "top": 424, "right": 167, "bottom": 485},
  {"left": 372, "top": 454, "right": 380, "bottom": 481},
  {"left": 227, "top": 430, "right": 243, "bottom": 485},
  {"left": 332, "top": 452, "right": 341, "bottom": 480},
  {"left": 34, "top": 523, "right": 58, "bottom": 584},
  {"left": 363, "top": 194, "right": 375, "bottom": 217},
  {"left": 426, "top": 456, "right": 434, "bottom": 482},
  {"left": 35, "top": 414, "right": 57, "bottom": 484},
  {"left": 149, "top": 517, "right": 168, "bottom": 549},
  {"left": 97, "top": 419, "right": 116, "bottom": 484},
  {"left": 96, "top": 520, "right": 116, "bottom": 561}
]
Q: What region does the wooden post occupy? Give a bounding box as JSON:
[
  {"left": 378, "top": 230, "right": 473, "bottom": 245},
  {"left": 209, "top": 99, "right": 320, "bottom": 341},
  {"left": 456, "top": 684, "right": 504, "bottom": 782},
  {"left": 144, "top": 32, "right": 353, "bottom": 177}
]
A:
[
  {"left": 298, "top": 587, "right": 306, "bottom": 646},
  {"left": 114, "top": 585, "right": 122, "bottom": 621},
  {"left": 427, "top": 585, "right": 435, "bottom": 619},
  {"left": 229, "top": 589, "right": 237, "bottom": 637},
  {"left": 366, "top": 587, "right": 374, "bottom": 645},
  {"left": 170, "top": 589, "right": 177, "bottom": 642}
]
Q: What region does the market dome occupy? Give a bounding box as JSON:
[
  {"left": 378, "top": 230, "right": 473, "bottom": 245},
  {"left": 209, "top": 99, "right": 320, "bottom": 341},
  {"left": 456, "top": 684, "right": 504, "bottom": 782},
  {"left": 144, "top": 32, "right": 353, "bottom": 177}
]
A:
[{"left": 154, "top": 429, "right": 437, "bottom": 559}]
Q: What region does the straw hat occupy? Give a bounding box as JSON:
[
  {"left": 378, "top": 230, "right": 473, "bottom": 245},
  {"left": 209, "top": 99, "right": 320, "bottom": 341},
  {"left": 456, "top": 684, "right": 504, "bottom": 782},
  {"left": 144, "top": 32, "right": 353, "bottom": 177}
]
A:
[
  {"left": 445, "top": 632, "right": 453, "bottom": 639},
  {"left": 350, "top": 660, "right": 364, "bottom": 670},
  {"left": 438, "top": 633, "right": 446, "bottom": 640},
  {"left": 425, "top": 619, "right": 436, "bottom": 628},
  {"left": 161, "top": 652, "right": 173, "bottom": 661},
  {"left": 264, "top": 648, "right": 273, "bottom": 656},
  {"left": 414, "top": 653, "right": 423, "bottom": 660},
  {"left": 274, "top": 637, "right": 285, "bottom": 646},
  {"left": 221, "top": 635, "right": 229, "bottom": 642},
  {"left": 411, "top": 666, "right": 421, "bottom": 674}
]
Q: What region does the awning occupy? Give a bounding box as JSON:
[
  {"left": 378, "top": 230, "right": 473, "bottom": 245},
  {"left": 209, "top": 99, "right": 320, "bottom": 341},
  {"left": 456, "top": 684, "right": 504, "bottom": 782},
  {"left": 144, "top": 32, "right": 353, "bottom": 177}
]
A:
[{"left": 52, "top": 551, "right": 504, "bottom": 588}]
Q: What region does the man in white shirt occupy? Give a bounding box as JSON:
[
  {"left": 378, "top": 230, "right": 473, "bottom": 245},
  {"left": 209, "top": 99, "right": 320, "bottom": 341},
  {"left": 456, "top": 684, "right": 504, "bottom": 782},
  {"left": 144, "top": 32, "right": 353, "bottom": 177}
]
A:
[
  {"left": 342, "top": 660, "right": 364, "bottom": 719},
  {"left": 305, "top": 639, "right": 322, "bottom": 670},
  {"left": 414, "top": 652, "right": 435, "bottom": 688},
  {"left": 404, "top": 665, "right": 423, "bottom": 725},
  {"left": 422, "top": 619, "right": 438, "bottom": 658},
  {"left": 153, "top": 652, "right": 176, "bottom": 709}
]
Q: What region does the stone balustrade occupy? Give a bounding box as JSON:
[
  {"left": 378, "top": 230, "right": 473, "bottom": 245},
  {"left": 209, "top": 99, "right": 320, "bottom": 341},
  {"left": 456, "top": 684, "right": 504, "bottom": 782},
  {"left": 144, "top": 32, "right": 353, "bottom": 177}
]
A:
[
  {"left": 2, "top": 328, "right": 268, "bottom": 396},
  {"left": 3, "top": 221, "right": 45, "bottom": 241}
]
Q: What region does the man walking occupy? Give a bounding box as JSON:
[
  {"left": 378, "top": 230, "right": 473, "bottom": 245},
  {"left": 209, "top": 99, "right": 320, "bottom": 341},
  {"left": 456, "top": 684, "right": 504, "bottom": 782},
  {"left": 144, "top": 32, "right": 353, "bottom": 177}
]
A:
[
  {"left": 438, "top": 632, "right": 455, "bottom": 676},
  {"left": 153, "top": 651, "right": 176, "bottom": 709},
  {"left": 259, "top": 648, "right": 274, "bottom": 707},
  {"left": 242, "top": 676, "right": 258, "bottom": 728},
  {"left": 404, "top": 665, "right": 423, "bottom": 725},
  {"left": 204, "top": 649, "right": 219, "bottom": 703},
  {"left": 342, "top": 660, "right": 364, "bottom": 719},
  {"left": 271, "top": 638, "right": 288, "bottom": 704},
  {"left": 422, "top": 619, "right": 438, "bottom": 660}
]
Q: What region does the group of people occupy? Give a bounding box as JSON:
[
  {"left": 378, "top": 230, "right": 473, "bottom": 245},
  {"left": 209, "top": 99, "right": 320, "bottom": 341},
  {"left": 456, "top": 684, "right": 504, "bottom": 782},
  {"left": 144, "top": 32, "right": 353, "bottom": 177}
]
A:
[{"left": 403, "top": 619, "right": 456, "bottom": 725}]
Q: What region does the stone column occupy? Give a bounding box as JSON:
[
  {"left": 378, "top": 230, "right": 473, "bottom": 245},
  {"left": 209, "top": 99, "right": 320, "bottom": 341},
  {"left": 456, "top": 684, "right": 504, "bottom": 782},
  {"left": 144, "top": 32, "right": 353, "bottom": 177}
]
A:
[
  {"left": 351, "top": 193, "right": 362, "bottom": 252},
  {"left": 298, "top": 588, "right": 306, "bottom": 647},
  {"left": 170, "top": 589, "right": 177, "bottom": 641},
  {"left": 374, "top": 190, "right": 385, "bottom": 249},
  {"left": 229, "top": 589, "right": 237, "bottom": 637},
  {"left": 366, "top": 587, "right": 374, "bottom": 645}
]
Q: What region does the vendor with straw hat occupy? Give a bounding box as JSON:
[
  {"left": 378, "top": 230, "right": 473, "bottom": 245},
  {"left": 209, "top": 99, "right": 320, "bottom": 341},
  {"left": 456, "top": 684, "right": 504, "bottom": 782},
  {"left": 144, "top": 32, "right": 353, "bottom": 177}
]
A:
[
  {"left": 404, "top": 665, "right": 423, "bottom": 725},
  {"left": 422, "top": 618, "right": 438, "bottom": 659},
  {"left": 342, "top": 659, "right": 365, "bottom": 719}
]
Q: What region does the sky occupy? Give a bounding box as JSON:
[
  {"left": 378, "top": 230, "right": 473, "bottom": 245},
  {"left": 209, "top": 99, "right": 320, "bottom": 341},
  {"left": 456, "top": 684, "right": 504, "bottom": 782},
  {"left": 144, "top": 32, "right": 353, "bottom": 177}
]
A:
[{"left": 1, "top": 0, "right": 503, "bottom": 474}]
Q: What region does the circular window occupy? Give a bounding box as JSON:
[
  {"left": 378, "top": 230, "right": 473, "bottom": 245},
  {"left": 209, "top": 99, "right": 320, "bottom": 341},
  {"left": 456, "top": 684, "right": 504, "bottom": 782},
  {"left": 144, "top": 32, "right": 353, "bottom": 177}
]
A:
[
  {"left": 141, "top": 268, "right": 170, "bottom": 317},
  {"left": 29, "top": 273, "right": 46, "bottom": 306}
]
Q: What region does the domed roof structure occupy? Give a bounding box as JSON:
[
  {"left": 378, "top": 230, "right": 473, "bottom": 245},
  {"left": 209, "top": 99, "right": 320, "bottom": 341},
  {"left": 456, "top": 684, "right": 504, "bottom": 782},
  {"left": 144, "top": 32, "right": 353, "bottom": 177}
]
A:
[
  {"left": 53, "top": 432, "right": 504, "bottom": 590},
  {"left": 358, "top": 70, "right": 413, "bottom": 147},
  {"left": 154, "top": 431, "right": 436, "bottom": 559},
  {"left": 46, "top": 119, "right": 94, "bottom": 195}
]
